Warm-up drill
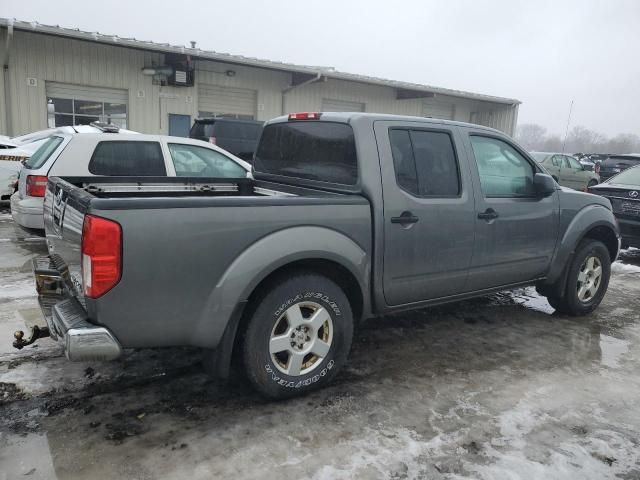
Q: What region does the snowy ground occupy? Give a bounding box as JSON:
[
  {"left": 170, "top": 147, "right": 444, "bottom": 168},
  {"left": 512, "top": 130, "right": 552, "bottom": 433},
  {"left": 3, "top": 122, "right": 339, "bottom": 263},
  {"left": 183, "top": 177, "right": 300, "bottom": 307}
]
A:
[{"left": 1, "top": 202, "right": 639, "bottom": 479}]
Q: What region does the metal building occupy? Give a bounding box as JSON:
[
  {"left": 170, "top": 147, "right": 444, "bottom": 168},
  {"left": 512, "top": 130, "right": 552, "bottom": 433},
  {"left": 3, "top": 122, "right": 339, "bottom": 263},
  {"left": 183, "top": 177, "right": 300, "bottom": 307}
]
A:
[{"left": 0, "top": 18, "right": 520, "bottom": 137}]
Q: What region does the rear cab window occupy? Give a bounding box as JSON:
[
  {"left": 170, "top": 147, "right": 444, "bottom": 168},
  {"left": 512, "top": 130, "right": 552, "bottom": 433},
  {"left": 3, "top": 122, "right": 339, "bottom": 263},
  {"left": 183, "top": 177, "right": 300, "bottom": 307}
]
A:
[
  {"left": 89, "top": 141, "right": 166, "bottom": 176},
  {"left": 254, "top": 121, "right": 358, "bottom": 185},
  {"left": 24, "top": 136, "right": 65, "bottom": 169}
]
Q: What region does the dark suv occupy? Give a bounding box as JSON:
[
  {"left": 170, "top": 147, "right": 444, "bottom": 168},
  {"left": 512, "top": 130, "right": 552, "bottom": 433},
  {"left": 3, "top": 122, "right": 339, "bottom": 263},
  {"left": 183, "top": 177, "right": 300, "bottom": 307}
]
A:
[
  {"left": 598, "top": 154, "right": 640, "bottom": 181},
  {"left": 190, "top": 118, "right": 263, "bottom": 162}
]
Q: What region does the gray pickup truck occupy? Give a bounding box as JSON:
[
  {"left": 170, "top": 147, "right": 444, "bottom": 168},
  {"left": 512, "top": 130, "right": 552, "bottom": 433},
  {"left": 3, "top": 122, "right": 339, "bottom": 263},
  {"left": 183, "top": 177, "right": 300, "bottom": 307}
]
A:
[{"left": 21, "top": 112, "right": 620, "bottom": 399}]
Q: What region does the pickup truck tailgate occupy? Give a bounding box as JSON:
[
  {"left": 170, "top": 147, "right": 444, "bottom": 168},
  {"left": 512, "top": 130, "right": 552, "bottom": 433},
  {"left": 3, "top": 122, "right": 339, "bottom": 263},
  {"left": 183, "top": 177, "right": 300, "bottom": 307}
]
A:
[{"left": 43, "top": 176, "right": 92, "bottom": 307}]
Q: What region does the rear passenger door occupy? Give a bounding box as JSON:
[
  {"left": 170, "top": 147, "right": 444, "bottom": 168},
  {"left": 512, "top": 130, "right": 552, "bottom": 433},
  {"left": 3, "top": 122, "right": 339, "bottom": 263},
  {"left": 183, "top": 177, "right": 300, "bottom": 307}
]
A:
[
  {"left": 463, "top": 131, "right": 558, "bottom": 290},
  {"left": 376, "top": 121, "right": 476, "bottom": 306}
]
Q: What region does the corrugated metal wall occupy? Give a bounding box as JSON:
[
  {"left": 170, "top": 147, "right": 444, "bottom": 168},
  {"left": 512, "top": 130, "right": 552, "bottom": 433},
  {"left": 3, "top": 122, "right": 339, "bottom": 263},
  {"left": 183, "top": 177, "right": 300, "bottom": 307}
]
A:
[{"left": 1, "top": 29, "right": 518, "bottom": 137}]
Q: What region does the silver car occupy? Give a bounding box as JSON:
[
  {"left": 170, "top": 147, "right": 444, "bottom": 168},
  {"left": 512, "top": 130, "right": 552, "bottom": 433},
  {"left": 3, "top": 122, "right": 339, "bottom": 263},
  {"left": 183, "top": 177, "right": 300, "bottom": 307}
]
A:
[
  {"left": 530, "top": 152, "right": 600, "bottom": 190},
  {"left": 11, "top": 128, "right": 250, "bottom": 229}
]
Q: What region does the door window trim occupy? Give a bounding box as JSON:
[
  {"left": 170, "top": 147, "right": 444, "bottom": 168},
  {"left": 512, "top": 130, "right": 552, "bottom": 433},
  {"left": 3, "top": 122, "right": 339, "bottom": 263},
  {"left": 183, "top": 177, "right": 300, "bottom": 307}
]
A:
[
  {"left": 388, "top": 126, "right": 463, "bottom": 199},
  {"left": 469, "top": 133, "right": 542, "bottom": 199}
]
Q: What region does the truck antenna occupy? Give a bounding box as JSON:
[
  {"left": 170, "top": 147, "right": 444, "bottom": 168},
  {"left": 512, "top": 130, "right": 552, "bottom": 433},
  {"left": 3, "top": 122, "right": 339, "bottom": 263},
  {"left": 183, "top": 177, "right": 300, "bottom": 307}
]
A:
[{"left": 561, "top": 100, "right": 574, "bottom": 153}]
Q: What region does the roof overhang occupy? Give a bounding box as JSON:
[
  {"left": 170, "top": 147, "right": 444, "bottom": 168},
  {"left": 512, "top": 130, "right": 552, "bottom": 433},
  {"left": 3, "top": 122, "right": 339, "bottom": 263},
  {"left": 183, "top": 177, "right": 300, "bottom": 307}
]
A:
[{"left": 0, "top": 18, "right": 521, "bottom": 106}]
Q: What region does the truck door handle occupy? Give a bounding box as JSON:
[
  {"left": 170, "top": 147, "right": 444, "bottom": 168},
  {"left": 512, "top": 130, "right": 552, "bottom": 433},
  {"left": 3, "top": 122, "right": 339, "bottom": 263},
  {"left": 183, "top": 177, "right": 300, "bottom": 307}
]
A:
[
  {"left": 391, "top": 211, "right": 419, "bottom": 225},
  {"left": 478, "top": 208, "right": 499, "bottom": 221}
]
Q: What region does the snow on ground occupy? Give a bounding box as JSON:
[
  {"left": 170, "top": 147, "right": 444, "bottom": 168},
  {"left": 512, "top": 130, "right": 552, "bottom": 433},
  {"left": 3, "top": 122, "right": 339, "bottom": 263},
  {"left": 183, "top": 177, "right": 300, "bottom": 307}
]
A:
[{"left": 611, "top": 261, "right": 640, "bottom": 275}]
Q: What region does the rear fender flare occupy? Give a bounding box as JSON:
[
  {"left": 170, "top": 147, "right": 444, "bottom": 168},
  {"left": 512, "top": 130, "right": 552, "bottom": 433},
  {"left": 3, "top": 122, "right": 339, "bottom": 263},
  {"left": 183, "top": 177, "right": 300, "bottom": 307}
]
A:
[{"left": 192, "top": 226, "right": 370, "bottom": 347}]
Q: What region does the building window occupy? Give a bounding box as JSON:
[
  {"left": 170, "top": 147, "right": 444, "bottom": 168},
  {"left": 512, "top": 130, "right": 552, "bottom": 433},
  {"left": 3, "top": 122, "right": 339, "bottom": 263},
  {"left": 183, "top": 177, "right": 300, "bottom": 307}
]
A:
[
  {"left": 47, "top": 98, "right": 127, "bottom": 128},
  {"left": 198, "top": 111, "right": 254, "bottom": 121}
]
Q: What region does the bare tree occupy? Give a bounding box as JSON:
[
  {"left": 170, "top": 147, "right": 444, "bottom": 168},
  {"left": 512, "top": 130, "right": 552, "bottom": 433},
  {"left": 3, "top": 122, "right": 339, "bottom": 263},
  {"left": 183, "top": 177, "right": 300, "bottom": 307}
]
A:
[
  {"left": 516, "top": 124, "right": 547, "bottom": 150},
  {"left": 515, "top": 123, "right": 639, "bottom": 154}
]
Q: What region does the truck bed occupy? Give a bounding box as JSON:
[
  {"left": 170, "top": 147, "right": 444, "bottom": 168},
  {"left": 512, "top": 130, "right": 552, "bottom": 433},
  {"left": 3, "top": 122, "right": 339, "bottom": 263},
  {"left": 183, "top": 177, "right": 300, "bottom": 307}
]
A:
[{"left": 43, "top": 176, "right": 372, "bottom": 350}]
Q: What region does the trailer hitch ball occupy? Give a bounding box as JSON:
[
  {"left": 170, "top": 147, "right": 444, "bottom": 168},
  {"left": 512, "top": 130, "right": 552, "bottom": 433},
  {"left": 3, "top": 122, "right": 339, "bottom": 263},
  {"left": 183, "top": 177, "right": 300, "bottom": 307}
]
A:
[{"left": 13, "top": 326, "right": 50, "bottom": 350}]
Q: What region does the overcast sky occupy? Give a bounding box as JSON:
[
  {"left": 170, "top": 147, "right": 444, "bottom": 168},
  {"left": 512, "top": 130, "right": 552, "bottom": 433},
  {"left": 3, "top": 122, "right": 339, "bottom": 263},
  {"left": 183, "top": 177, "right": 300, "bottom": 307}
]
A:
[{"left": 3, "top": 0, "right": 639, "bottom": 136}]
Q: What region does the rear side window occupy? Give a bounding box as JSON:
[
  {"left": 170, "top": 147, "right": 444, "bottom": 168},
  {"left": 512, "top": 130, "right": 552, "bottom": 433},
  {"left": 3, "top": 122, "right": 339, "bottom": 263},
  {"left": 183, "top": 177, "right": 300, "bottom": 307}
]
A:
[
  {"left": 389, "top": 128, "right": 460, "bottom": 196},
  {"left": 89, "top": 141, "right": 166, "bottom": 176},
  {"left": 213, "top": 122, "right": 262, "bottom": 140},
  {"left": 254, "top": 122, "right": 358, "bottom": 185},
  {"left": 24, "top": 136, "right": 64, "bottom": 169}
]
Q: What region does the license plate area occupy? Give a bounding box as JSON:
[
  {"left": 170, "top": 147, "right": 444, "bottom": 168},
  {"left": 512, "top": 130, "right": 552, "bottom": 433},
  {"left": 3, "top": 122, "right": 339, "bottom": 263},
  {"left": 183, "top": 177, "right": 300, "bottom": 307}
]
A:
[{"left": 622, "top": 201, "right": 640, "bottom": 216}]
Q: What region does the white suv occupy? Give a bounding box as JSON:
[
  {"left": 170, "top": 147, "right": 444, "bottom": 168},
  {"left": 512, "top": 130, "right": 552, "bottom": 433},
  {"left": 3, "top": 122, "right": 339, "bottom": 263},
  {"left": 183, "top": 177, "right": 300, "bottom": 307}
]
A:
[{"left": 11, "top": 131, "right": 251, "bottom": 229}]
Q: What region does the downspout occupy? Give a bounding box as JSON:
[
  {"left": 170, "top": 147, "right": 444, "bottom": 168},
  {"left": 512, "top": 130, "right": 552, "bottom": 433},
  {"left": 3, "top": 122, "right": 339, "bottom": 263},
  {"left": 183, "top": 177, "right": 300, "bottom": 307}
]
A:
[
  {"left": 2, "top": 20, "right": 14, "bottom": 135},
  {"left": 281, "top": 72, "right": 322, "bottom": 115}
]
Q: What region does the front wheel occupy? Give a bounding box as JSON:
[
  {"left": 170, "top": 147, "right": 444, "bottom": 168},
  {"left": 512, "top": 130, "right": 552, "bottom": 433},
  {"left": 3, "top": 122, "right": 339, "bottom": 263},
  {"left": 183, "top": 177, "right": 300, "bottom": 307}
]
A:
[
  {"left": 546, "top": 239, "right": 611, "bottom": 316},
  {"left": 242, "top": 272, "right": 353, "bottom": 399}
]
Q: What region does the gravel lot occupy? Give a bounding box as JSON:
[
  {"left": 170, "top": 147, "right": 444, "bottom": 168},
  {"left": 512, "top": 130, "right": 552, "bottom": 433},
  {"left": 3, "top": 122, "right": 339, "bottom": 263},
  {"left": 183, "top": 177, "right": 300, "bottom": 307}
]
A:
[{"left": 1, "top": 203, "right": 639, "bottom": 480}]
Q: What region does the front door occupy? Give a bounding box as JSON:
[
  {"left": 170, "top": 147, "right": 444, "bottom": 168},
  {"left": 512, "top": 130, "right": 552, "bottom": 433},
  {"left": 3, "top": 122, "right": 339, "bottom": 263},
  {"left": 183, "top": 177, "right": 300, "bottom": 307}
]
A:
[
  {"left": 376, "top": 121, "right": 476, "bottom": 306},
  {"left": 464, "top": 131, "right": 559, "bottom": 290},
  {"left": 168, "top": 114, "right": 191, "bottom": 137},
  {"left": 564, "top": 155, "right": 587, "bottom": 190}
]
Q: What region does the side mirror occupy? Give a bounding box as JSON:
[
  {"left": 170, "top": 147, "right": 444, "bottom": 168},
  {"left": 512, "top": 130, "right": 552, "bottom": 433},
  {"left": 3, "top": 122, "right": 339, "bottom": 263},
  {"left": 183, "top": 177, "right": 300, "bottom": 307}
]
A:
[{"left": 534, "top": 173, "right": 557, "bottom": 196}]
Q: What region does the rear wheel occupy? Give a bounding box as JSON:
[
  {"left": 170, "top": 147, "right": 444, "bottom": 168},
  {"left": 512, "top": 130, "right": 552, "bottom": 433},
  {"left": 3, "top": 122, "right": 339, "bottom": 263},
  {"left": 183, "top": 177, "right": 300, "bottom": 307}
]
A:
[
  {"left": 242, "top": 273, "right": 353, "bottom": 399},
  {"left": 545, "top": 239, "right": 611, "bottom": 315},
  {"left": 588, "top": 179, "right": 598, "bottom": 188}
]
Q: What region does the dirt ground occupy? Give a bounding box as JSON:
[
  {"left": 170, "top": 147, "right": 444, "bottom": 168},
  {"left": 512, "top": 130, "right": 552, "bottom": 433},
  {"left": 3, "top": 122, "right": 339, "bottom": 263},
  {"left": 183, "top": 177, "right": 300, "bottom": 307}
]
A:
[{"left": 1, "top": 204, "right": 639, "bottom": 480}]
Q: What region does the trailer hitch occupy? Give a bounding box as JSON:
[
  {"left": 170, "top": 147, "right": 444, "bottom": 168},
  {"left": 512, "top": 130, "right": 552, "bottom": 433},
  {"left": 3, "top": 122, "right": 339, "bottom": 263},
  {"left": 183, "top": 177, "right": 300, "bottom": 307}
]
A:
[{"left": 13, "top": 326, "right": 50, "bottom": 350}]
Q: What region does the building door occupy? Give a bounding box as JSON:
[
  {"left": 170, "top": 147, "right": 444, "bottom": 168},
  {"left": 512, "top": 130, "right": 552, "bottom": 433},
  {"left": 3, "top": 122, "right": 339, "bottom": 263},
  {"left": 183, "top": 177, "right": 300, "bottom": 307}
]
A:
[
  {"left": 422, "top": 99, "right": 455, "bottom": 120},
  {"left": 198, "top": 84, "right": 257, "bottom": 119},
  {"left": 46, "top": 83, "right": 128, "bottom": 128},
  {"left": 321, "top": 98, "right": 365, "bottom": 112},
  {"left": 168, "top": 114, "right": 191, "bottom": 137}
]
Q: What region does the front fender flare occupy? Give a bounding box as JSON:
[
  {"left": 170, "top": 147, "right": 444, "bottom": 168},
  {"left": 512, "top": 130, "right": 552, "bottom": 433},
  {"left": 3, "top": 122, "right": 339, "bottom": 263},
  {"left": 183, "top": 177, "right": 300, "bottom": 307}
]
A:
[
  {"left": 545, "top": 204, "right": 619, "bottom": 286},
  {"left": 192, "top": 226, "right": 370, "bottom": 348}
]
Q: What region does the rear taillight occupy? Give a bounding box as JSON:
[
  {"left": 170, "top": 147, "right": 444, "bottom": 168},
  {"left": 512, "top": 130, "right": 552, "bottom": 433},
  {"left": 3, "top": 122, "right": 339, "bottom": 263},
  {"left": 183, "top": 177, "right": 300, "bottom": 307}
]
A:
[
  {"left": 209, "top": 136, "right": 217, "bottom": 145},
  {"left": 26, "top": 175, "right": 48, "bottom": 197},
  {"left": 288, "top": 112, "right": 321, "bottom": 120},
  {"left": 81, "top": 215, "right": 122, "bottom": 299}
]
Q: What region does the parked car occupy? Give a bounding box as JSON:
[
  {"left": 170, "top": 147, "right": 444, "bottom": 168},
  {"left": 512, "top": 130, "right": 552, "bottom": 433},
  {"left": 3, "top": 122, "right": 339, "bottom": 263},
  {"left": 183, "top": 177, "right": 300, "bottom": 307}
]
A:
[
  {"left": 530, "top": 152, "right": 600, "bottom": 189},
  {"left": 11, "top": 128, "right": 250, "bottom": 229},
  {"left": 0, "top": 141, "right": 50, "bottom": 200},
  {"left": 190, "top": 117, "right": 263, "bottom": 162},
  {"left": 25, "top": 112, "right": 619, "bottom": 399},
  {"left": 598, "top": 154, "right": 640, "bottom": 181},
  {"left": 589, "top": 165, "right": 640, "bottom": 249}
]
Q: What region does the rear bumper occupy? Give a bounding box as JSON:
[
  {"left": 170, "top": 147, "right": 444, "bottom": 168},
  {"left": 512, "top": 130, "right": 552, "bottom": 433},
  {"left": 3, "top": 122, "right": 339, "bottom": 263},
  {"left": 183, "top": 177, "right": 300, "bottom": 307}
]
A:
[
  {"left": 34, "top": 256, "right": 122, "bottom": 361},
  {"left": 11, "top": 192, "right": 44, "bottom": 229}
]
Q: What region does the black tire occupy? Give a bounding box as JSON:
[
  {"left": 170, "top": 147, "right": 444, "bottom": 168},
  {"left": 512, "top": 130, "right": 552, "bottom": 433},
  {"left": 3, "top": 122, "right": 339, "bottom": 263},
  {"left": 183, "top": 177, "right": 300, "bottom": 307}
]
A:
[
  {"left": 587, "top": 179, "right": 598, "bottom": 188},
  {"left": 242, "top": 272, "right": 353, "bottom": 399},
  {"left": 546, "top": 239, "right": 611, "bottom": 316}
]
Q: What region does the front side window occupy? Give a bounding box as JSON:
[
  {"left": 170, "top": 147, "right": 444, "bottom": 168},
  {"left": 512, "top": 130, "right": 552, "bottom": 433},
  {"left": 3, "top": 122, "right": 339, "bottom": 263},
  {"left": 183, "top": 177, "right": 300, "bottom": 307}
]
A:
[
  {"left": 24, "top": 136, "right": 64, "bottom": 169},
  {"left": 47, "top": 97, "right": 127, "bottom": 128},
  {"left": 89, "top": 141, "right": 165, "bottom": 176},
  {"left": 168, "top": 143, "right": 246, "bottom": 177},
  {"left": 566, "top": 156, "right": 582, "bottom": 170},
  {"left": 552, "top": 155, "right": 563, "bottom": 167},
  {"left": 389, "top": 128, "right": 460, "bottom": 197},
  {"left": 470, "top": 136, "right": 536, "bottom": 197}
]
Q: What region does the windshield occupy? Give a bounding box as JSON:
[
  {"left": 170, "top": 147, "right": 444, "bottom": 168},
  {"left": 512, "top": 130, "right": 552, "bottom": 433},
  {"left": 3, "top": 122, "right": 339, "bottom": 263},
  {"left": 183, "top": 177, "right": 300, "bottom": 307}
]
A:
[
  {"left": 254, "top": 121, "right": 358, "bottom": 185},
  {"left": 608, "top": 165, "right": 640, "bottom": 185},
  {"left": 530, "top": 152, "right": 549, "bottom": 163},
  {"left": 24, "top": 136, "right": 64, "bottom": 169}
]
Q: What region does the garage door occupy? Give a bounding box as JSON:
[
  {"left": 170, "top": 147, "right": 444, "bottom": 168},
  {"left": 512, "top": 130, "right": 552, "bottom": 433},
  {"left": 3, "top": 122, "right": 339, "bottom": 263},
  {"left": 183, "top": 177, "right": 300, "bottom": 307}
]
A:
[
  {"left": 198, "top": 84, "right": 257, "bottom": 120},
  {"left": 46, "top": 82, "right": 128, "bottom": 128},
  {"left": 422, "top": 99, "right": 455, "bottom": 120},
  {"left": 321, "top": 98, "right": 365, "bottom": 112}
]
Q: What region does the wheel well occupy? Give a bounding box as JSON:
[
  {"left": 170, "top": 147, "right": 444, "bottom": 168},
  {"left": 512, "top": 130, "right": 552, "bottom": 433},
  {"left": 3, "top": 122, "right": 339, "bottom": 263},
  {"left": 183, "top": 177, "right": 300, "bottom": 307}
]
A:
[{"left": 582, "top": 225, "right": 618, "bottom": 261}]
